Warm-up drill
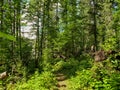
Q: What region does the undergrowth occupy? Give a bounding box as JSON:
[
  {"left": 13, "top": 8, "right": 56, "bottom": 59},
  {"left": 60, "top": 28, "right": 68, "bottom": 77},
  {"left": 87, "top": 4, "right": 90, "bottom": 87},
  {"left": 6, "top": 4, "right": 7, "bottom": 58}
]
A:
[
  {"left": 67, "top": 58, "right": 120, "bottom": 90},
  {"left": 6, "top": 71, "right": 57, "bottom": 90},
  {"left": 2, "top": 51, "right": 120, "bottom": 90}
]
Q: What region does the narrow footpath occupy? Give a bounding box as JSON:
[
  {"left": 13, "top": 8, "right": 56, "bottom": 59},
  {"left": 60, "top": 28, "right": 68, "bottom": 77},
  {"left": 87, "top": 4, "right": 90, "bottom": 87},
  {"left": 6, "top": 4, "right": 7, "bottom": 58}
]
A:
[{"left": 55, "top": 73, "right": 68, "bottom": 90}]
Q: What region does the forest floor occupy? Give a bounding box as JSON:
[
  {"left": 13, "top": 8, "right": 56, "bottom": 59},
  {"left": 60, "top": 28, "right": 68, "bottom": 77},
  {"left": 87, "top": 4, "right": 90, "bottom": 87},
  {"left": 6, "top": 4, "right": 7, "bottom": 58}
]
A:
[{"left": 55, "top": 73, "right": 68, "bottom": 90}]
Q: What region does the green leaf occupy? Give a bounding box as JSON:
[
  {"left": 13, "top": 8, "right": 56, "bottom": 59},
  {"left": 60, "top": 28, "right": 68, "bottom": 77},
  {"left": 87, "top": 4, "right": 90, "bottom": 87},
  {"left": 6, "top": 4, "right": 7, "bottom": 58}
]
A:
[{"left": 0, "top": 31, "right": 16, "bottom": 41}]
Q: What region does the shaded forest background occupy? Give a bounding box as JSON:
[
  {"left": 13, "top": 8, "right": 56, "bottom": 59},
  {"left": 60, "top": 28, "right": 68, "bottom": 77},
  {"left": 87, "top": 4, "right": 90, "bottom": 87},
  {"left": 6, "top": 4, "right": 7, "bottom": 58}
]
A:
[{"left": 0, "top": 0, "right": 120, "bottom": 90}]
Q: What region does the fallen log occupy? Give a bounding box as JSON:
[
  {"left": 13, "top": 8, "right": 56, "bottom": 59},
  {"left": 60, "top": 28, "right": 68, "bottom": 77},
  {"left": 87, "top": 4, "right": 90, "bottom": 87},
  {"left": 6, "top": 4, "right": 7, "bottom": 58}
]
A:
[{"left": 91, "top": 50, "right": 120, "bottom": 62}]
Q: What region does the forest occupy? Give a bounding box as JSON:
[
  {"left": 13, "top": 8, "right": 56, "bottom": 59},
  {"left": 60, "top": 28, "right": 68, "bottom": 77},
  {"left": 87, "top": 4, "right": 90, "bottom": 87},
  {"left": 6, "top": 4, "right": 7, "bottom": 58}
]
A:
[{"left": 0, "top": 0, "right": 120, "bottom": 90}]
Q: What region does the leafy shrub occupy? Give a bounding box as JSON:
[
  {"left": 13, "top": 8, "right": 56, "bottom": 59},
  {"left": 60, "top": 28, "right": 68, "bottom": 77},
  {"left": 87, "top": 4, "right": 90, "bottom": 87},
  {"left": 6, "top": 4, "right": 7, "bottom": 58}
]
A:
[
  {"left": 52, "top": 58, "right": 81, "bottom": 75},
  {"left": 12, "top": 71, "right": 57, "bottom": 90},
  {"left": 101, "top": 36, "right": 117, "bottom": 51},
  {"left": 68, "top": 60, "right": 120, "bottom": 90},
  {"left": 52, "top": 60, "right": 65, "bottom": 72},
  {"left": 68, "top": 69, "right": 93, "bottom": 90}
]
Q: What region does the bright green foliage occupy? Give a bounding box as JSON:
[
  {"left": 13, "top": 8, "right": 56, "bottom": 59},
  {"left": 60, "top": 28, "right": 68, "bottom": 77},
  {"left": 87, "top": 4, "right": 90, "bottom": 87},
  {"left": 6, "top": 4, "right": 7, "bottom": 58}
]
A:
[
  {"left": 68, "top": 69, "right": 93, "bottom": 90},
  {"left": 12, "top": 71, "right": 56, "bottom": 90},
  {"left": 101, "top": 36, "right": 117, "bottom": 51},
  {"left": 0, "top": 31, "right": 16, "bottom": 41},
  {"left": 68, "top": 58, "right": 120, "bottom": 90}
]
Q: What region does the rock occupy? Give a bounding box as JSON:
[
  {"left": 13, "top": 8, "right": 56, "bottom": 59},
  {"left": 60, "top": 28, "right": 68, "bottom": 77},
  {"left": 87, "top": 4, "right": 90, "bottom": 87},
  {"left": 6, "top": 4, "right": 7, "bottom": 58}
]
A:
[{"left": 0, "top": 71, "right": 8, "bottom": 80}]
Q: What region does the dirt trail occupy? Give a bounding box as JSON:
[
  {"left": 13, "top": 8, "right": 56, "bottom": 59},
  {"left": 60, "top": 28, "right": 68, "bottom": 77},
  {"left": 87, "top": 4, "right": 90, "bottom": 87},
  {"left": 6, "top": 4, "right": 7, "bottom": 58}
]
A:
[{"left": 55, "top": 73, "right": 68, "bottom": 90}]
